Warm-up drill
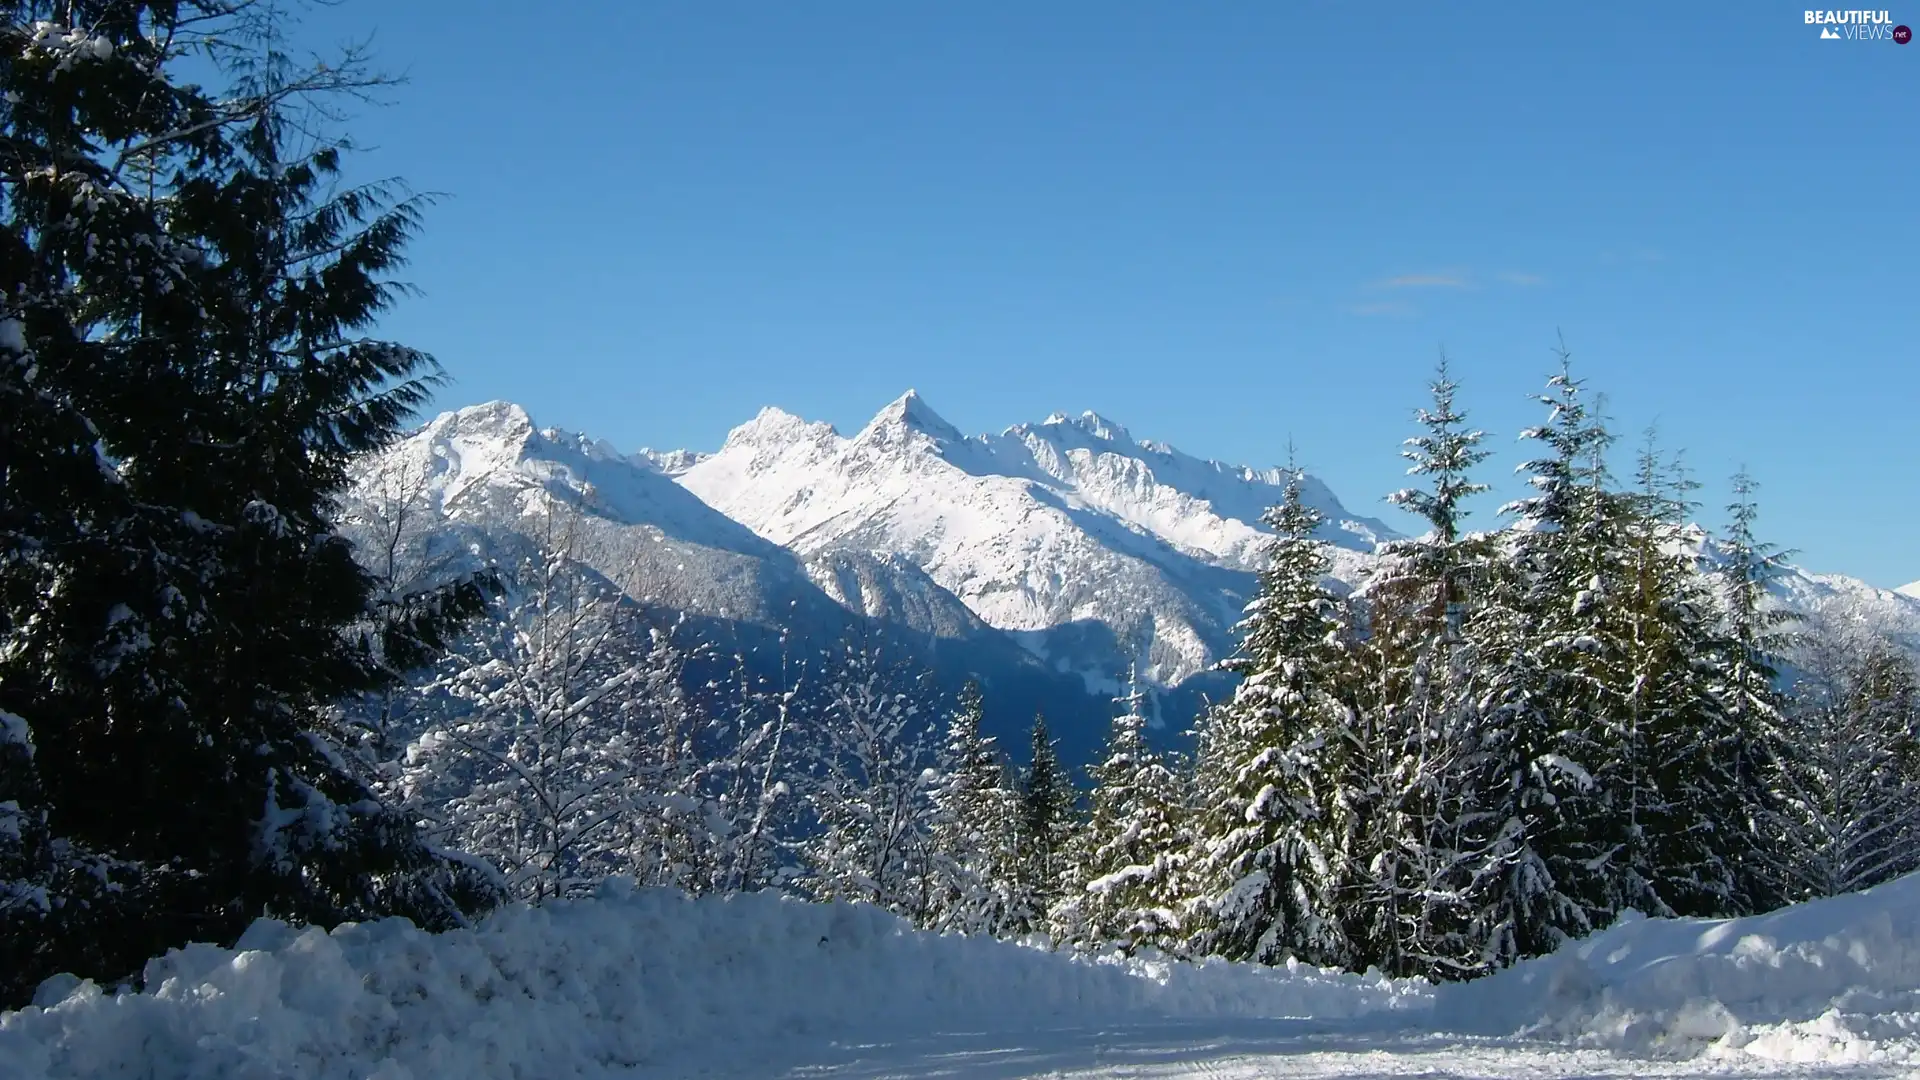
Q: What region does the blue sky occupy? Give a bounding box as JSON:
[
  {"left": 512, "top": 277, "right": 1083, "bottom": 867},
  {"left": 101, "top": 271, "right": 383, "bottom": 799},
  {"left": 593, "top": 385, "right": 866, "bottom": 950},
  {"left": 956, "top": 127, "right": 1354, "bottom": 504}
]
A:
[{"left": 294, "top": 2, "right": 1916, "bottom": 587}]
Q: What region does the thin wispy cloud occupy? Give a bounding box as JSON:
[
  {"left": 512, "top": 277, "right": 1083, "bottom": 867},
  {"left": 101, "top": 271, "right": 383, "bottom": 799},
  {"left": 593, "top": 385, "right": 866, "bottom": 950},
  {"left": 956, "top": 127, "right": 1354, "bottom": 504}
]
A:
[
  {"left": 1348, "top": 300, "right": 1417, "bottom": 318},
  {"left": 1371, "top": 272, "right": 1471, "bottom": 290}
]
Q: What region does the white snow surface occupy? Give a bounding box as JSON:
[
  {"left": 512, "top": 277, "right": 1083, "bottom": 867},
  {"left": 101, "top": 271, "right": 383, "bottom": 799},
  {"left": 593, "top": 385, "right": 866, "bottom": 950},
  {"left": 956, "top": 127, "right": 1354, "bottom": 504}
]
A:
[
  {"left": 1445, "top": 871, "right": 1920, "bottom": 1065},
  {"left": 0, "top": 884, "right": 1420, "bottom": 1080},
  {"left": 9, "top": 874, "right": 1920, "bottom": 1078},
  {"left": 1897, "top": 580, "right": 1920, "bottom": 600}
]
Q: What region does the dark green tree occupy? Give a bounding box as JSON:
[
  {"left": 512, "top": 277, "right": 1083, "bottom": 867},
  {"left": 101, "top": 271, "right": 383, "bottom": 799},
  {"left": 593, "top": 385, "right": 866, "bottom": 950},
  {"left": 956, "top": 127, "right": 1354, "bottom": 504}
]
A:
[
  {"left": 1714, "top": 469, "right": 1798, "bottom": 910},
  {"left": 1052, "top": 671, "right": 1190, "bottom": 955},
  {"left": 0, "top": 2, "right": 493, "bottom": 1005},
  {"left": 1012, "top": 711, "right": 1076, "bottom": 932},
  {"left": 1188, "top": 462, "right": 1356, "bottom": 967},
  {"left": 1461, "top": 350, "right": 1631, "bottom": 964},
  {"left": 1356, "top": 357, "right": 1500, "bottom": 978},
  {"left": 925, "top": 680, "right": 1024, "bottom": 935}
]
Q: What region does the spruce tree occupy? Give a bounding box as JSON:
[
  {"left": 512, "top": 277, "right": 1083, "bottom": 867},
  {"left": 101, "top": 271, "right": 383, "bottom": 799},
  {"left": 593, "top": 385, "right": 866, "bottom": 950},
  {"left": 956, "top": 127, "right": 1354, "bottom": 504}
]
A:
[
  {"left": 0, "top": 3, "right": 493, "bottom": 1003},
  {"left": 1053, "top": 672, "right": 1190, "bottom": 955},
  {"left": 1461, "top": 354, "right": 1629, "bottom": 964},
  {"left": 926, "top": 680, "right": 1024, "bottom": 935},
  {"left": 1714, "top": 469, "right": 1797, "bottom": 910},
  {"left": 1189, "top": 464, "right": 1355, "bottom": 967},
  {"left": 1358, "top": 358, "right": 1498, "bottom": 978},
  {"left": 1617, "top": 437, "right": 1744, "bottom": 918},
  {"left": 1012, "top": 711, "right": 1077, "bottom": 934}
]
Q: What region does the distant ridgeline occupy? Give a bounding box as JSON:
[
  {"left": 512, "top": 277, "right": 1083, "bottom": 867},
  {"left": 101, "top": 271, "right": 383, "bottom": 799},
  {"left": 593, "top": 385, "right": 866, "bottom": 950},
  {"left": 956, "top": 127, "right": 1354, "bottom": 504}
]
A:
[{"left": 343, "top": 392, "right": 1920, "bottom": 766}]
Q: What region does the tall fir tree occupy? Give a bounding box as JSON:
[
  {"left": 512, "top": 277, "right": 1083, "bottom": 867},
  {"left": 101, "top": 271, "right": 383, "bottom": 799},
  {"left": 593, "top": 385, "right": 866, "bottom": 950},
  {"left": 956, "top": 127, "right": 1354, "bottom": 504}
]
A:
[
  {"left": 1714, "top": 469, "right": 1798, "bottom": 911},
  {"left": 1052, "top": 671, "right": 1190, "bottom": 955},
  {"left": 1356, "top": 357, "right": 1499, "bottom": 978},
  {"left": 925, "top": 680, "right": 1025, "bottom": 936},
  {"left": 1011, "top": 711, "right": 1077, "bottom": 934},
  {"left": 1461, "top": 353, "right": 1630, "bottom": 965},
  {"left": 1188, "top": 463, "right": 1356, "bottom": 967},
  {"left": 0, "top": 3, "right": 493, "bottom": 1004},
  {"left": 1616, "top": 437, "right": 1746, "bottom": 918}
]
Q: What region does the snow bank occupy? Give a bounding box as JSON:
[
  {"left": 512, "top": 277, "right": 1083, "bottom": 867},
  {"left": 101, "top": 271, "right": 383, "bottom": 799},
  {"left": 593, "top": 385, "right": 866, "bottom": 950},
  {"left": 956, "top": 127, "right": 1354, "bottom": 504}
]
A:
[
  {"left": 1440, "top": 873, "right": 1920, "bottom": 1064},
  {"left": 0, "top": 881, "right": 1423, "bottom": 1080},
  {"left": 13, "top": 873, "right": 1920, "bottom": 1077}
]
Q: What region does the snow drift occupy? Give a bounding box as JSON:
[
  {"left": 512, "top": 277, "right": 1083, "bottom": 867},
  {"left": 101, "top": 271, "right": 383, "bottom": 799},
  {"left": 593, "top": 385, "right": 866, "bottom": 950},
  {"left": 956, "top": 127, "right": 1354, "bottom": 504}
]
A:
[
  {"left": 1447, "top": 872, "right": 1920, "bottom": 1064},
  {"left": 8, "top": 874, "right": 1920, "bottom": 1078},
  {"left": 0, "top": 881, "right": 1421, "bottom": 1080}
]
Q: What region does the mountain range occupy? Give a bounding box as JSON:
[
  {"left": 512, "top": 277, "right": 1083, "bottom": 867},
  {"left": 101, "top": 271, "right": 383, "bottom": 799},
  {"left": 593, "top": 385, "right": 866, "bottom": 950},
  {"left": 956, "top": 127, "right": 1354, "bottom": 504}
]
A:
[{"left": 344, "top": 392, "right": 1920, "bottom": 763}]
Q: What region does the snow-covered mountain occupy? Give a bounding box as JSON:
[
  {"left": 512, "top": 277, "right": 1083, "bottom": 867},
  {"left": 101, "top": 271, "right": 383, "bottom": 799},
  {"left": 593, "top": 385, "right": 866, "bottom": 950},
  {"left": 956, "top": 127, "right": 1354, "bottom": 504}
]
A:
[
  {"left": 1772, "top": 568, "right": 1920, "bottom": 655},
  {"left": 342, "top": 401, "right": 1112, "bottom": 758},
  {"left": 671, "top": 390, "right": 1394, "bottom": 688},
  {"left": 347, "top": 395, "right": 1920, "bottom": 759},
  {"left": 1901, "top": 581, "right": 1920, "bottom": 601}
]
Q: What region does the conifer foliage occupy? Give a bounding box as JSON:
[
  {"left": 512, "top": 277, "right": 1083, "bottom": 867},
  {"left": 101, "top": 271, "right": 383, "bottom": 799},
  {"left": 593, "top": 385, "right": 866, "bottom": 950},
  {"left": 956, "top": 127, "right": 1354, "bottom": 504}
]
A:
[
  {"left": 1189, "top": 462, "right": 1356, "bottom": 966},
  {"left": 926, "top": 681, "right": 1025, "bottom": 936},
  {"left": 1151, "top": 348, "right": 1912, "bottom": 982},
  {"left": 1353, "top": 358, "right": 1498, "bottom": 978},
  {"left": 1052, "top": 672, "right": 1189, "bottom": 955},
  {"left": 1010, "top": 712, "right": 1078, "bottom": 933},
  {"left": 0, "top": 1, "right": 496, "bottom": 1004}
]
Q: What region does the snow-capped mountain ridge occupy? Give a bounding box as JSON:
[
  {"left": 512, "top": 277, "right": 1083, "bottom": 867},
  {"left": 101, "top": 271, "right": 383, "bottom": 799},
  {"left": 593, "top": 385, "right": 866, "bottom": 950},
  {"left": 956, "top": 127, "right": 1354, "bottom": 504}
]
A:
[
  {"left": 364, "top": 401, "right": 779, "bottom": 560},
  {"left": 346, "top": 401, "right": 1128, "bottom": 759},
  {"left": 357, "top": 397, "right": 1920, "bottom": 708},
  {"left": 675, "top": 391, "right": 1396, "bottom": 686}
]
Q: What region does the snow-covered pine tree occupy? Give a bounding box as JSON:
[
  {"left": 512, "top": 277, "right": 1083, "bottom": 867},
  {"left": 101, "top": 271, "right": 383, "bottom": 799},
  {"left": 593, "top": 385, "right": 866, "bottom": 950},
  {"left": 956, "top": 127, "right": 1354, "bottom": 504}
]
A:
[
  {"left": 1011, "top": 712, "right": 1079, "bottom": 936},
  {"left": 1713, "top": 469, "right": 1799, "bottom": 911},
  {"left": 1769, "top": 607, "right": 1920, "bottom": 900},
  {"left": 1616, "top": 437, "right": 1747, "bottom": 918},
  {"left": 1052, "top": 671, "right": 1190, "bottom": 955},
  {"left": 797, "top": 636, "right": 939, "bottom": 920},
  {"left": 925, "top": 680, "right": 1025, "bottom": 935},
  {"left": 1461, "top": 353, "right": 1632, "bottom": 965},
  {"left": 1355, "top": 357, "right": 1499, "bottom": 979},
  {"left": 1188, "top": 463, "right": 1356, "bottom": 968},
  {"left": 0, "top": 4, "right": 493, "bottom": 1003}
]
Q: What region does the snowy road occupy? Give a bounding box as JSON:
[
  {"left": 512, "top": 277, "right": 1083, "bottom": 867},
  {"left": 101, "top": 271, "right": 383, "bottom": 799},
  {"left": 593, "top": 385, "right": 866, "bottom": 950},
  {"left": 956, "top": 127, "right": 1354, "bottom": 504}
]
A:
[{"left": 666, "top": 1020, "right": 1909, "bottom": 1080}]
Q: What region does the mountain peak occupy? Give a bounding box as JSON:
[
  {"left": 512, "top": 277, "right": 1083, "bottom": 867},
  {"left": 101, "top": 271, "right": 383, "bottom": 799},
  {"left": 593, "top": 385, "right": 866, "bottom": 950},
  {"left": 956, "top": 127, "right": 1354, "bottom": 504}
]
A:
[
  {"left": 1900, "top": 580, "right": 1920, "bottom": 600},
  {"left": 1030, "top": 409, "right": 1134, "bottom": 445},
  {"left": 722, "top": 406, "right": 836, "bottom": 451},
  {"left": 860, "top": 389, "right": 963, "bottom": 444},
  {"left": 437, "top": 399, "right": 535, "bottom": 437},
  {"left": 1071, "top": 410, "right": 1131, "bottom": 444}
]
